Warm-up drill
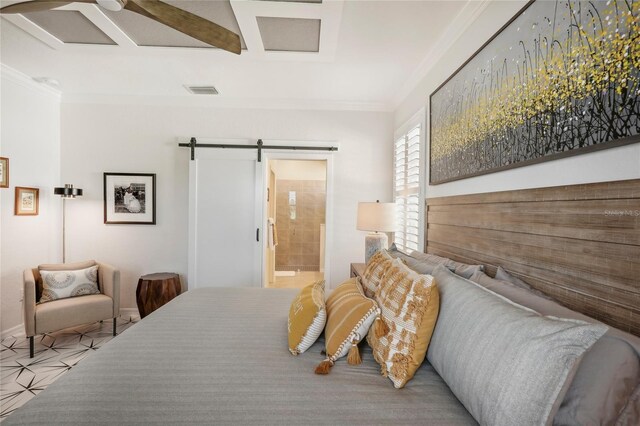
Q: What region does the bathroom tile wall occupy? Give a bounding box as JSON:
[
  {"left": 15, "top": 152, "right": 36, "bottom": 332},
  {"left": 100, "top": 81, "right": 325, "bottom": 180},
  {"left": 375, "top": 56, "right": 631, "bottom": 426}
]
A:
[{"left": 275, "top": 179, "right": 326, "bottom": 271}]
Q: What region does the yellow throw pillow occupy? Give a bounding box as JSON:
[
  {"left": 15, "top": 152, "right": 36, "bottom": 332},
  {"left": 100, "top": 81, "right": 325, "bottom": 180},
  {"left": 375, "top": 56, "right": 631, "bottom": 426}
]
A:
[
  {"left": 361, "top": 249, "right": 393, "bottom": 298},
  {"left": 288, "top": 280, "right": 326, "bottom": 355},
  {"left": 315, "top": 277, "right": 379, "bottom": 374},
  {"left": 367, "top": 258, "right": 440, "bottom": 388}
]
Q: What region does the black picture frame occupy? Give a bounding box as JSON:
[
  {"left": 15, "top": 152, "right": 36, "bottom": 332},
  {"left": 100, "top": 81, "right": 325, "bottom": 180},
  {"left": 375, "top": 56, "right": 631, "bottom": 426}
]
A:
[
  {"left": 103, "top": 172, "right": 156, "bottom": 225},
  {"left": 429, "top": 0, "right": 640, "bottom": 184}
]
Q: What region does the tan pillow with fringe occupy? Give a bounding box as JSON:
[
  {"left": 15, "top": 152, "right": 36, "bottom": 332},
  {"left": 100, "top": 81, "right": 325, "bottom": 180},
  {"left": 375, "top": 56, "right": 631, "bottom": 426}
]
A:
[
  {"left": 314, "top": 277, "right": 379, "bottom": 375},
  {"left": 288, "top": 280, "right": 326, "bottom": 355},
  {"left": 361, "top": 249, "right": 393, "bottom": 298},
  {"left": 367, "top": 258, "right": 440, "bottom": 388}
]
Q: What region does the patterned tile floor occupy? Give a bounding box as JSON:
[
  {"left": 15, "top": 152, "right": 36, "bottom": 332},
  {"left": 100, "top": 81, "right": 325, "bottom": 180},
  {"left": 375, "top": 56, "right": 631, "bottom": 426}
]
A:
[{"left": 0, "top": 316, "right": 139, "bottom": 421}]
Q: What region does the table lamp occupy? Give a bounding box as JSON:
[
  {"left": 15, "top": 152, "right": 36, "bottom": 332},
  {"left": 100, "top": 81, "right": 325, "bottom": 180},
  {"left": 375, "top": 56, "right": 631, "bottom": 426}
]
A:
[{"left": 357, "top": 200, "right": 396, "bottom": 263}]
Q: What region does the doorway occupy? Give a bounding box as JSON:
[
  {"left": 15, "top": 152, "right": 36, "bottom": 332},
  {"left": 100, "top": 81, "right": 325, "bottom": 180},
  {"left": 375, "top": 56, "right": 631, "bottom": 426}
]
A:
[{"left": 265, "top": 159, "right": 327, "bottom": 289}]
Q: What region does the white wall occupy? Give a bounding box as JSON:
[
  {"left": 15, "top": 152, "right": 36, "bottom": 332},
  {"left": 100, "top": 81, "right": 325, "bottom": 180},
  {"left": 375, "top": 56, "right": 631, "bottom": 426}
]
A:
[
  {"left": 61, "top": 103, "right": 392, "bottom": 310},
  {"left": 395, "top": 0, "right": 640, "bottom": 198},
  {"left": 1, "top": 66, "right": 61, "bottom": 335}
]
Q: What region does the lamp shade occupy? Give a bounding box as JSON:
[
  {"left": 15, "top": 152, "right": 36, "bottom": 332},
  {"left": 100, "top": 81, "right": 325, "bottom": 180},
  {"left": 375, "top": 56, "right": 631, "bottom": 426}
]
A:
[
  {"left": 54, "top": 184, "right": 83, "bottom": 199},
  {"left": 357, "top": 201, "right": 396, "bottom": 232}
]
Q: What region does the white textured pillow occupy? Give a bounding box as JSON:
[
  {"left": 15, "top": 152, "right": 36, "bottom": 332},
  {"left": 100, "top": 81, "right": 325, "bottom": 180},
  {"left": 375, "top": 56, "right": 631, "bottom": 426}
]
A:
[
  {"left": 39, "top": 265, "right": 100, "bottom": 303},
  {"left": 428, "top": 265, "right": 608, "bottom": 426}
]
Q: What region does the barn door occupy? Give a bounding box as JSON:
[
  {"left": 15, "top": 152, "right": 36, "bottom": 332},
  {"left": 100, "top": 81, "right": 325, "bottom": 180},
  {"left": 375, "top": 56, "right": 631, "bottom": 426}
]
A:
[{"left": 188, "top": 148, "right": 263, "bottom": 288}]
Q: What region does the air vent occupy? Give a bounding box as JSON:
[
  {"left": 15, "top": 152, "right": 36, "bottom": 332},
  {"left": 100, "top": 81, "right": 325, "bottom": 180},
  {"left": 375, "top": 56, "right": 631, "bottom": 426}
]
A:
[{"left": 185, "top": 85, "right": 219, "bottom": 95}]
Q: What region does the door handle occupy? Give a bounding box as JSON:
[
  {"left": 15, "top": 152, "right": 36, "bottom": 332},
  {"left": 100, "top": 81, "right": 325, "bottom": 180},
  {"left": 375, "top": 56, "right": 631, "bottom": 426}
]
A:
[{"left": 256, "top": 228, "right": 260, "bottom": 242}]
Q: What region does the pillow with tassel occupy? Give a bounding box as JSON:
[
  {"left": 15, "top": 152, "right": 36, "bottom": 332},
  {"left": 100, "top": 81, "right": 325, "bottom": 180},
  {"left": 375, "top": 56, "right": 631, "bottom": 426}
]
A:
[
  {"left": 314, "top": 277, "right": 380, "bottom": 374},
  {"left": 288, "top": 280, "right": 326, "bottom": 355},
  {"left": 367, "top": 258, "right": 440, "bottom": 388}
]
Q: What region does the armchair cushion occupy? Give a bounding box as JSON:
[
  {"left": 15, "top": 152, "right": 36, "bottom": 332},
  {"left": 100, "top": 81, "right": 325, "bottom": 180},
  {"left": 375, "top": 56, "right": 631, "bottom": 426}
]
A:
[{"left": 35, "top": 294, "right": 113, "bottom": 335}]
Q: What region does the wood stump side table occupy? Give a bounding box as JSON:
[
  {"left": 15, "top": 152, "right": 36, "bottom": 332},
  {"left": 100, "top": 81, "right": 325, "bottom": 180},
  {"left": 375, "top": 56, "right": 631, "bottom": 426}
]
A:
[{"left": 136, "top": 273, "right": 181, "bottom": 318}]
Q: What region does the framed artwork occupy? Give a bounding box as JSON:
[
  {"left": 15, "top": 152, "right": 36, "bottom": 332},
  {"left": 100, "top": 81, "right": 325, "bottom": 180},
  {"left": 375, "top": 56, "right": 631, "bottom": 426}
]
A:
[
  {"left": 15, "top": 187, "right": 39, "bottom": 215},
  {"left": 0, "top": 157, "right": 8, "bottom": 188},
  {"left": 429, "top": 0, "right": 640, "bottom": 184},
  {"left": 103, "top": 172, "right": 156, "bottom": 225}
]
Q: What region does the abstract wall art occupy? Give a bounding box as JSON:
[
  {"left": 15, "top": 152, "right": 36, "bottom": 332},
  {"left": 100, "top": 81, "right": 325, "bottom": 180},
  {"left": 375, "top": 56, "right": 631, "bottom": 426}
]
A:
[{"left": 430, "top": 0, "right": 639, "bottom": 184}]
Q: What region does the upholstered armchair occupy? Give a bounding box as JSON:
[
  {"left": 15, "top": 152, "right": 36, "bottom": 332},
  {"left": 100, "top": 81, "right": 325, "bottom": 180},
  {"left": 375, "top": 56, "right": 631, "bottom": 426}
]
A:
[{"left": 23, "top": 260, "right": 120, "bottom": 358}]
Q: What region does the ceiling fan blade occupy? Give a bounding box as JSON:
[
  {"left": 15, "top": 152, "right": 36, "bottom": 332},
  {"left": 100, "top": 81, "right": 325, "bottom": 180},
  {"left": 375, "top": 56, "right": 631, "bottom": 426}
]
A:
[
  {"left": 0, "top": 0, "right": 93, "bottom": 14},
  {"left": 125, "top": 0, "right": 241, "bottom": 54}
]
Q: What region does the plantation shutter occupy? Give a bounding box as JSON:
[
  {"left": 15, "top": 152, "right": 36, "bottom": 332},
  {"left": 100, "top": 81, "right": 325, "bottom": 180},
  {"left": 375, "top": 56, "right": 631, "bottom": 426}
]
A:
[{"left": 394, "top": 124, "right": 421, "bottom": 253}]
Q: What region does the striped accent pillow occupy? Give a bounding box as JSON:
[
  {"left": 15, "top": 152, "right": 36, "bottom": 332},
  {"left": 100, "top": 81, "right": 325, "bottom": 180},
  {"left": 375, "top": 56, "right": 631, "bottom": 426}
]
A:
[
  {"left": 288, "top": 280, "right": 326, "bottom": 355},
  {"left": 367, "top": 258, "right": 440, "bottom": 388},
  {"left": 361, "top": 250, "right": 393, "bottom": 298},
  {"left": 323, "top": 277, "right": 378, "bottom": 364}
]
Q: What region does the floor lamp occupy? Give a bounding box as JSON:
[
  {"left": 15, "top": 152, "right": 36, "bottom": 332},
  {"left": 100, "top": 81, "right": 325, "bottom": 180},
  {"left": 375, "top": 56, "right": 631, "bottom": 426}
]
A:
[
  {"left": 357, "top": 200, "right": 396, "bottom": 263},
  {"left": 54, "top": 184, "right": 83, "bottom": 263}
]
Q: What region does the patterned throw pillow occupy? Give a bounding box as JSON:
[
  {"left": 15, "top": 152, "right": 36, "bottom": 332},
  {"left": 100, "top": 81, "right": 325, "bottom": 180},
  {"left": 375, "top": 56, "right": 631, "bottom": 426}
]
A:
[
  {"left": 315, "top": 277, "right": 379, "bottom": 374},
  {"left": 361, "top": 249, "right": 393, "bottom": 298},
  {"left": 288, "top": 280, "right": 326, "bottom": 355},
  {"left": 39, "top": 265, "right": 100, "bottom": 303},
  {"left": 367, "top": 258, "right": 440, "bottom": 388}
]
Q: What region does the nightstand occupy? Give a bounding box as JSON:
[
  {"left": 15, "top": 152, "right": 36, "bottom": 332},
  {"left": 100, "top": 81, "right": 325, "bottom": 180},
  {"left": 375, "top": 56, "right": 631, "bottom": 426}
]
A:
[{"left": 350, "top": 263, "right": 366, "bottom": 279}]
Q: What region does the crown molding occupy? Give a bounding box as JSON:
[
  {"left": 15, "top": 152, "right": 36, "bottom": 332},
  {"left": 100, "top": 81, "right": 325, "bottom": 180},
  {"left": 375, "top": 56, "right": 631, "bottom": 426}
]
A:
[
  {"left": 1, "top": 63, "right": 62, "bottom": 99},
  {"left": 61, "top": 93, "right": 392, "bottom": 112},
  {"left": 391, "top": 0, "right": 490, "bottom": 109}
]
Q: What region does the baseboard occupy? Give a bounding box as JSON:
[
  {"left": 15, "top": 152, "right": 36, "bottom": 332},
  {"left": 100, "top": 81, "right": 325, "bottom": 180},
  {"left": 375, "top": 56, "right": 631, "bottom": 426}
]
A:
[
  {"left": 1, "top": 309, "right": 140, "bottom": 340},
  {"left": 1, "top": 324, "right": 25, "bottom": 339}
]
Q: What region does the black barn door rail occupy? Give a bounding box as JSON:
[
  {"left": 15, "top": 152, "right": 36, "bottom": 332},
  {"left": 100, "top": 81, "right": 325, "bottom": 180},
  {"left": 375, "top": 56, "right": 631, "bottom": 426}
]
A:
[{"left": 178, "top": 138, "right": 338, "bottom": 161}]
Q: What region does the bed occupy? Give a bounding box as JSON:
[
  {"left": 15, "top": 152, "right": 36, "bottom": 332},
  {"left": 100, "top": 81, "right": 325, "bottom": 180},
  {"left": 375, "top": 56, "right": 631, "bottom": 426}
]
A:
[
  {"left": 3, "top": 288, "right": 476, "bottom": 425},
  {"left": 5, "top": 178, "right": 640, "bottom": 425}
]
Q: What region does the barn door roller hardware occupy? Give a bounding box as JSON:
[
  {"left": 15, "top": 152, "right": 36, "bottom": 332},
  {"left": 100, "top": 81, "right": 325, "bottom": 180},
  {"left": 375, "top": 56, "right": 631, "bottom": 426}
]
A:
[{"left": 179, "top": 138, "right": 338, "bottom": 161}]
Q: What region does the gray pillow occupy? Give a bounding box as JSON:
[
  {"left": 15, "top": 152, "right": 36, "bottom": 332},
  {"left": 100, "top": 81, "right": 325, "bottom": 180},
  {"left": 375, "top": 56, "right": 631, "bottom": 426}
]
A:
[
  {"left": 428, "top": 265, "right": 608, "bottom": 426},
  {"left": 386, "top": 243, "right": 415, "bottom": 264},
  {"left": 409, "top": 251, "right": 482, "bottom": 279},
  {"left": 409, "top": 251, "right": 452, "bottom": 266},
  {"left": 450, "top": 263, "right": 483, "bottom": 279},
  {"left": 403, "top": 257, "right": 439, "bottom": 275},
  {"left": 469, "top": 269, "right": 640, "bottom": 426},
  {"left": 495, "top": 266, "right": 552, "bottom": 299},
  {"left": 387, "top": 245, "right": 452, "bottom": 275}
]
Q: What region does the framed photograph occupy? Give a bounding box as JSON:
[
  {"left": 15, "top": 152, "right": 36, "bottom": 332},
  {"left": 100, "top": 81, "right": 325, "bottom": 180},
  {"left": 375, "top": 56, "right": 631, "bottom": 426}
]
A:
[
  {"left": 429, "top": 0, "right": 639, "bottom": 184},
  {"left": 0, "top": 157, "right": 8, "bottom": 188},
  {"left": 15, "top": 187, "right": 39, "bottom": 215},
  {"left": 103, "top": 172, "right": 156, "bottom": 225}
]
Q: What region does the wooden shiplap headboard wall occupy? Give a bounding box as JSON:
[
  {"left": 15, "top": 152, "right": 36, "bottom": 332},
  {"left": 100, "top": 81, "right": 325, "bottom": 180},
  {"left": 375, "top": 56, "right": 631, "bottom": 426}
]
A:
[{"left": 425, "top": 179, "right": 640, "bottom": 336}]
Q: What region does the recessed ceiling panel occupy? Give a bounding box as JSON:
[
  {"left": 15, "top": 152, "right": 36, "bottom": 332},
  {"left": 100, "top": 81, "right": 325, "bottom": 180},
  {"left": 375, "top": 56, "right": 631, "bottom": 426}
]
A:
[
  {"left": 257, "top": 17, "right": 320, "bottom": 52},
  {"left": 104, "top": 0, "right": 245, "bottom": 49},
  {"left": 24, "top": 10, "right": 115, "bottom": 45}
]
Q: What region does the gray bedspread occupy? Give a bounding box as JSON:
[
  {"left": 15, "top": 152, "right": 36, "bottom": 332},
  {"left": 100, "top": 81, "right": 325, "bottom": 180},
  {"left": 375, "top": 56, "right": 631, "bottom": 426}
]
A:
[{"left": 4, "top": 288, "right": 475, "bottom": 425}]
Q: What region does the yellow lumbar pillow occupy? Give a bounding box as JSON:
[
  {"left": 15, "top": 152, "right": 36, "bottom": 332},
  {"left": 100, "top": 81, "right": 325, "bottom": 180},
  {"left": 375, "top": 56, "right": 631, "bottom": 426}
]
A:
[
  {"left": 288, "top": 280, "right": 326, "bottom": 355},
  {"left": 315, "top": 277, "right": 379, "bottom": 374},
  {"left": 367, "top": 258, "right": 440, "bottom": 388}
]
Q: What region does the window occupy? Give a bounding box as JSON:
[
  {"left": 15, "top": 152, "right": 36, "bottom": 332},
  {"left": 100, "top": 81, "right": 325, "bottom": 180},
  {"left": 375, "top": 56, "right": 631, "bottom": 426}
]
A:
[{"left": 393, "top": 123, "right": 422, "bottom": 253}]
